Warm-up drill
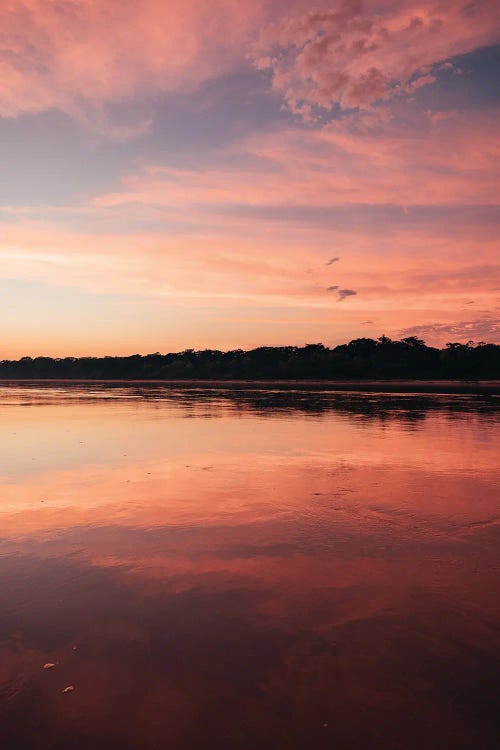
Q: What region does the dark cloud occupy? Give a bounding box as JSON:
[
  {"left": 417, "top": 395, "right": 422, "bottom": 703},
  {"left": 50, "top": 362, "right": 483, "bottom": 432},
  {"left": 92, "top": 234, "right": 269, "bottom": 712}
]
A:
[
  {"left": 337, "top": 289, "right": 357, "bottom": 302},
  {"left": 326, "top": 256, "right": 340, "bottom": 265}
]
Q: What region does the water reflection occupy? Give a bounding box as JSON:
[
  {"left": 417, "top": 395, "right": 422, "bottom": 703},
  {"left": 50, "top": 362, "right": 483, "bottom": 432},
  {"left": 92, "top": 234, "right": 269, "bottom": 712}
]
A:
[{"left": 0, "top": 385, "right": 498, "bottom": 749}]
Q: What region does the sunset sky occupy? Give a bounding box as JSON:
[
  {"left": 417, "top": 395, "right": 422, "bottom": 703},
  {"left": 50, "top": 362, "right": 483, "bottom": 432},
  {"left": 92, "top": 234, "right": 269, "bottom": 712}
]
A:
[{"left": 1, "top": 0, "right": 499, "bottom": 357}]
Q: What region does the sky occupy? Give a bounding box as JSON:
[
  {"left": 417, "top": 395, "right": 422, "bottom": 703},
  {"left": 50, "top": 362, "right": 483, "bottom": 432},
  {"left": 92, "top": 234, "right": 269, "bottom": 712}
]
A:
[{"left": 0, "top": 0, "right": 499, "bottom": 357}]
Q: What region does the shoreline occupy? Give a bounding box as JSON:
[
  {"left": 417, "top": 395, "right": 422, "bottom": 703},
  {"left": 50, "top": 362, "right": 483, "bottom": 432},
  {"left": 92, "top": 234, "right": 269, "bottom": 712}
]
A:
[{"left": 0, "top": 379, "right": 499, "bottom": 394}]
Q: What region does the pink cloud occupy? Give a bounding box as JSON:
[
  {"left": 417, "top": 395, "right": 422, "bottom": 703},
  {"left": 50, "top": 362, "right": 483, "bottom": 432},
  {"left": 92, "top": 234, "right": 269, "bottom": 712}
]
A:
[
  {"left": 0, "top": 0, "right": 267, "bottom": 120},
  {"left": 400, "top": 317, "right": 500, "bottom": 344},
  {"left": 94, "top": 108, "right": 499, "bottom": 209},
  {"left": 1, "top": 1, "right": 499, "bottom": 124},
  {"left": 252, "top": 1, "right": 500, "bottom": 113},
  {"left": 1, "top": 206, "right": 496, "bottom": 308}
]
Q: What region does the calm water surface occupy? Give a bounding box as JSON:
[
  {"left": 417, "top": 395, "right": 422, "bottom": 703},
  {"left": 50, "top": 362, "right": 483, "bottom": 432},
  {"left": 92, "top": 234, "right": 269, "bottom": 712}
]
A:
[{"left": 0, "top": 384, "right": 498, "bottom": 749}]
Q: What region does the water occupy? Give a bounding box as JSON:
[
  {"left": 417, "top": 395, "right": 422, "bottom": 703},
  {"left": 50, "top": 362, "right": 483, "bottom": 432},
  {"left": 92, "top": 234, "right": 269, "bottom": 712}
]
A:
[{"left": 0, "top": 384, "right": 498, "bottom": 749}]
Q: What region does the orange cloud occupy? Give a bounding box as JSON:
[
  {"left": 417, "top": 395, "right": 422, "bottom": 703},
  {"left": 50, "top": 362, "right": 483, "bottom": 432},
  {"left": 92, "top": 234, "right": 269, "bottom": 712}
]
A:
[{"left": 0, "top": 211, "right": 497, "bottom": 342}]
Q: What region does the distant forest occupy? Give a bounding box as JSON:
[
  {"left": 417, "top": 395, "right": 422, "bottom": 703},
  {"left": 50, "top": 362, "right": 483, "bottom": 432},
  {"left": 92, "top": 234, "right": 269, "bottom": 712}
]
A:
[{"left": 1, "top": 337, "right": 499, "bottom": 380}]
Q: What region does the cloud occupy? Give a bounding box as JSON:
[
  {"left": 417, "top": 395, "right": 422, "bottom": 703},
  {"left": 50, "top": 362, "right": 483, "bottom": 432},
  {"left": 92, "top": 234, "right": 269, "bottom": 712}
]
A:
[
  {"left": 252, "top": 1, "right": 500, "bottom": 114},
  {"left": 0, "top": 2, "right": 499, "bottom": 355},
  {"left": 93, "top": 106, "right": 499, "bottom": 213},
  {"left": 0, "top": 0, "right": 267, "bottom": 122},
  {"left": 399, "top": 317, "right": 500, "bottom": 343},
  {"left": 1, "top": 1, "right": 499, "bottom": 127},
  {"left": 325, "top": 286, "right": 357, "bottom": 302},
  {"left": 0, "top": 221, "right": 358, "bottom": 307},
  {"left": 337, "top": 289, "right": 357, "bottom": 302},
  {"left": 403, "top": 73, "right": 436, "bottom": 94},
  {"left": 1, "top": 215, "right": 498, "bottom": 356}
]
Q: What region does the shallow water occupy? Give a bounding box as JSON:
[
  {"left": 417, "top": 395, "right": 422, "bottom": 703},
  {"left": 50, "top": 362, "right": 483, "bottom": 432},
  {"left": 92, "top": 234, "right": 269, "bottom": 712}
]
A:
[{"left": 0, "top": 384, "right": 498, "bottom": 749}]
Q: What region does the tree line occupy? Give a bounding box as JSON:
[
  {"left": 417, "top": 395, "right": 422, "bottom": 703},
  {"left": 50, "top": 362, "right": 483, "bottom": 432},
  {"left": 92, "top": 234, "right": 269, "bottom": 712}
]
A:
[{"left": 0, "top": 337, "right": 498, "bottom": 380}]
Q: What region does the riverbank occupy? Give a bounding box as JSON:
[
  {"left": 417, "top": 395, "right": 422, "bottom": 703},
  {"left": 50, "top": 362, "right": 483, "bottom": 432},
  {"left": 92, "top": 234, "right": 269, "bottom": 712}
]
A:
[{"left": 0, "top": 379, "right": 499, "bottom": 394}]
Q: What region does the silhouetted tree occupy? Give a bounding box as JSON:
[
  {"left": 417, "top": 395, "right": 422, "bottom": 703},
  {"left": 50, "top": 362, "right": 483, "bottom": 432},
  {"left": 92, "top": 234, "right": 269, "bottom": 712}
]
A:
[{"left": 0, "top": 338, "right": 498, "bottom": 380}]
